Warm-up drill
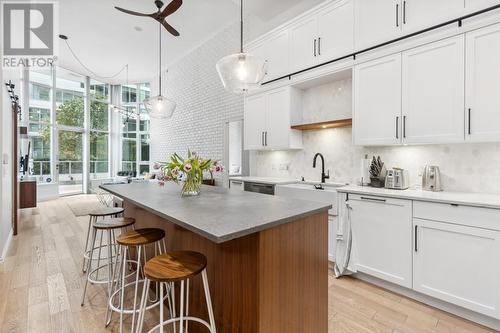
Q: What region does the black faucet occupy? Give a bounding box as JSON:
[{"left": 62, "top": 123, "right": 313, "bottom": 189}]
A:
[{"left": 313, "top": 153, "right": 330, "bottom": 184}]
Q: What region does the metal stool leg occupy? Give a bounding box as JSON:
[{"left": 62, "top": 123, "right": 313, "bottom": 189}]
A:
[
  {"left": 81, "top": 227, "right": 97, "bottom": 306},
  {"left": 202, "top": 269, "right": 217, "bottom": 333},
  {"left": 82, "top": 215, "right": 95, "bottom": 273},
  {"left": 119, "top": 246, "right": 128, "bottom": 333},
  {"left": 130, "top": 245, "right": 143, "bottom": 332}
]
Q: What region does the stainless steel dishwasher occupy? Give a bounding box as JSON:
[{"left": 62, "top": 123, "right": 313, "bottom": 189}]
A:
[{"left": 244, "top": 182, "right": 275, "bottom": 195}]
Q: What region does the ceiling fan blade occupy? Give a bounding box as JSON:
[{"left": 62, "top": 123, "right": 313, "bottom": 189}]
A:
[
  {"left": 159, "top": 19, "right": 180, "bottom": 36},
  {"left": 115, "top": 6, "right": 155, "bottom": 17},
  {"left": 160, "top": 0, "right": 182, "bottom": 18}
]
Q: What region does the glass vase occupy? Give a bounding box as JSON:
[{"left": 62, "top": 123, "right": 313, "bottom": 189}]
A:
[{"left": 181, "top": 173, "right": 202, "bottom": 196}]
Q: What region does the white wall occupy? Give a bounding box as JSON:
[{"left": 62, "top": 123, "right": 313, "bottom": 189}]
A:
[
  {"left": 0, "top": 69, "right": 20, "bottom": 258},
  {"left": 150, "top": 22, "right": 245, "bottom": 183}
]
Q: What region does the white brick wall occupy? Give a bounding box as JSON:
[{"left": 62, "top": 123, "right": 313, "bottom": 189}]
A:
[{"left": 150, "top": 23, "right": 244, "bottom": 182}]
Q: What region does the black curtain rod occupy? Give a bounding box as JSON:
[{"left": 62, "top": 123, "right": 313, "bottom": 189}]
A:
[{"left": 263, "top": 3, "right": 500, "bottom": 86}]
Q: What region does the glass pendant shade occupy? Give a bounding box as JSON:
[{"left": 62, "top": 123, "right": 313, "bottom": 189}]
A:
[
  {"left": 147, "top": 95, "right": 176, "bottom": 119},
  {"left": 216, "top": 53, "right": 267, "bottom": 94}
]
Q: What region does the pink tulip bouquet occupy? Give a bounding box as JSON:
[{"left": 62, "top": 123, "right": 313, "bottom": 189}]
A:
[{"left": 153, "top": 150, "right": 224, "bottom": 196}]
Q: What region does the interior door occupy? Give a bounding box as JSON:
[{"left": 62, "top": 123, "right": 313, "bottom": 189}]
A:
[
  {"left": 266, "top": 88, "right": 290, "bottom": 149},
  {"left": 349, "top": 196, "right": 413, "bottom": 288},
  {"left": 289, "top": 16, "right": 318, "bottom": 71},
  {"left": 413, "top": 218, "right": 500, "bottom": 319},
  {"left": 402, "top": 36, "right": 465, "bottom": 144},
  {"left": 57, "top": 129, "right": 84, "bottom": 195},
  {"left": 466, "top": 23, "right": 500, "bottom": 142},
  {"left": 403, "top": 0, "right": 464, "bottom": 33},
  {"left": 355, "top": 0, "right": 402, "bottom": 50},
  {"left": 317, "top": 0, "right": 354, "bottom": 61},
  {"left": 244, "top": 94, "right": 267, "bottom": 150},
  {"left": 354, "top": 53, "right": 402, "bottom": 146}
]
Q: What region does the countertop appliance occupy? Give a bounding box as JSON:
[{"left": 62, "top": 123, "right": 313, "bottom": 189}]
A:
[
  {"left": 384, "top": 168, "right": 409, "bottom": 190},
  {"left": 422, "top": 165, "right": 442, "bottom": 191}
]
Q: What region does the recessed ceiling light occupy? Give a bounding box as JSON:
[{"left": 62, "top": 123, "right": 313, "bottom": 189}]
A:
[{"left": 133, "top": 26, "right": 143, "bottom": 32}]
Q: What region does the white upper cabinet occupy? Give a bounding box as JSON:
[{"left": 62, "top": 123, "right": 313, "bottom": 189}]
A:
[
  {"left": 466, "top": 23, "right": 500, "bottom": 142},
  {"left": 247, "top": 30, "right": 290, "bottom": 82},
  {"left": 290, "top": 17, "right": 319, "bottom": 72},
  {"left": 355, "top": 0, "right": 402, "bottom": 50},
  {"left": 465, "top": 0, "right": 499, "bottom": 12},
  {"left": 317, "top": 0, "right": 354, "bottom": 61},
  {"left": 402, "top": 36, "right": 465, "bottom": 144},
  {"left": 244, "top": 87, "right": 302, "bottom": 151},
  {"left": 402, "top": 0, "right": 464, "bottom": 33},
  {"left": 355, "top": 0, "right": 465, "bottom": 50},
  {"left": 244, "top": 94, "right": 267, "bottom": 150},
  {"left": 413, "top": 218, "right": 500, "bottom": 319},
  {"left": 354, "top": 53, "right": 402, "bottom": 146},
  {"left": 349, "top": 195, "right": 413, "bottom": 288},
  {"left": 290, "top": 0, "right": 354, "bottom": 72}
]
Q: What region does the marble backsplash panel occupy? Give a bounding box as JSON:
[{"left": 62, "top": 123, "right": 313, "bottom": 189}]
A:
[{"left": 250, "top": 127, "right": 500, "bottom": 194}]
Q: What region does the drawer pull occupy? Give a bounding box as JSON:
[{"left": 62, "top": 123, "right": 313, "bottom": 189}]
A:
[{"left": 360, "top": 196, "right": 386, "bottom": 203}]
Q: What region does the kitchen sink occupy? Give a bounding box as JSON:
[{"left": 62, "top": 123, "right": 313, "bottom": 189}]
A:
[{"left": 275, "top": 182, "right": 346, "bottom": 216}]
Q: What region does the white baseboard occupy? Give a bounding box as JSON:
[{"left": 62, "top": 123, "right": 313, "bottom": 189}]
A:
[
  {"left": 354, "top": 272, "right": 500, "bottom": 331},
  {"left": 0, "top": 228, "right": 13, "bottom": 262}
]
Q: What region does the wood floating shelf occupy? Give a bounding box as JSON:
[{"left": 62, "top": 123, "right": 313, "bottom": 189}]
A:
[{"left": 291, "top": 118, "right": 352, "bottom": 131}]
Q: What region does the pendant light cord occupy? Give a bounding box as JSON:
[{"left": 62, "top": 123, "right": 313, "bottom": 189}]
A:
[
  {"left": 158, "top": 17, "right": 162, "bottom": 94},
  {"left": 240, "top": 0, "right": 243, "bottom": 53}
]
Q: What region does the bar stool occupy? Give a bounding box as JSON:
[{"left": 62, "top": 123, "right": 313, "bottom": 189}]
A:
[
  {"left": 82, "top": 206, "right": 125, "bottom": 273},
  {"left": 106, "top": 228, "right": 172, "bottom": 333},
  {"left": 135, "top": 251, "right": 217, "bottom": 333},
  {"left": 81, "top": 217, "right": 136, "bottom": 306}
]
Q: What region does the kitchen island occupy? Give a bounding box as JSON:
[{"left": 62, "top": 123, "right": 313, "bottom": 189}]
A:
[{"left": 101, "top": 181, "right": 330, "bottom": 333}]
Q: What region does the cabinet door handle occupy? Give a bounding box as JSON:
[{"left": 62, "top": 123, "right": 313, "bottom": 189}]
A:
[
  {"left": 403, "top": 1, "right": 407, "bottom": 24},
  {"left": 396, "top": 3, "right": 399, "bottom": 27},
  {"left": 265, "top": 131, "right": 268, "bottom": 146},
  {"left": 403, "top": 115, "right": 407, "bottom": 139},
  {"left": 314, "top": 39, "right": 317, "bottom": 57},
  {"left": 318, "top": 37, "right": 321, "bottom": 56},
  {"left": 468, "top": 108, "right": 471, "bottom": 135},
  {"left": 414, "top": 225, "right": 418, "bottom": 252},
  {"left": 396, "top": 116, "right": 399, "bottom": 139},
  {"left": 262, "top": 132, "right": 264, "bottom": 146},
  {"left": 360, "top": 196, "right": 386, "bottom": 203}
]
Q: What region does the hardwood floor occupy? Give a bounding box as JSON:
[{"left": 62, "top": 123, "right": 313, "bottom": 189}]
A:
[{"left": 0, "top": 195, "right": 497, "bottom": 333}]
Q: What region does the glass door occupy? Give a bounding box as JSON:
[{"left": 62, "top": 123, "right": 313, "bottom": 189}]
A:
[{"left": 57, "top": 129, "right": 84, "bottom": 195}]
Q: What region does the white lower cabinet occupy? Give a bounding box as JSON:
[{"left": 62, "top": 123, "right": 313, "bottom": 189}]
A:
[
  {"left": 349, "top": 195, "right": 413, "bottom": 288},
  {"left": 328, "top": 215, "right": 338, "bottom": 262},
  {"left": 413, "top": 218, "right": 500, "bottom": 319},
  {"left": 229, "top": 180, "right": 244, "bottom": 191}
]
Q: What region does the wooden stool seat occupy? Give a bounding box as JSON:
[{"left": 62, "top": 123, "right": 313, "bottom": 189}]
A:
[
  {"left": 93, "top": 217, "right": 135, "bottom": 230},
  {"left": 116, "top": 228, "right": 165, "bottom": 246},
  {"left": 144, "top": 251, "right": 207, "bottom": 282},
  {"left": 89, "top": 206, "right": 124, "bottom": 217}
]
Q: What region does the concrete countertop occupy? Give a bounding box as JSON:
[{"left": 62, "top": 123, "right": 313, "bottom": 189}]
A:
[
  {"left": 229, "top": 176, "right": 297, "bottom": 185},
  {"left": 101, "top": 181, "right": 331, "bottom": 244},
  {"left": 337, "top": 185, "right": 500, "bottom": 210}
]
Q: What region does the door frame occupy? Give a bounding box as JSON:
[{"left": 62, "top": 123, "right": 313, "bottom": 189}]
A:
[{"left": 55, "top": 125, "right": 85, "bottom": 196}]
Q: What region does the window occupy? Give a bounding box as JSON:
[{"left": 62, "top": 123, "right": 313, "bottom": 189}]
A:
[
  {"left": 90, "top": 79, "right": 110, "bottom": 179},
  {"left": 56, "top": 68, "right": 85, "bottom": 128},
  {"left": 28, "top": 70, "right": 53, "bottom": 180},
  {"left": 120, "top": 83, "right": 151, "bottom": 175}
]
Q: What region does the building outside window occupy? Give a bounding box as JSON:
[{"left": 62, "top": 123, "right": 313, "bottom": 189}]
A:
[
  {"left": 120, "top": 83, "right": 151, "bottom": 175},
  {"left": 28, "top": 71, "right": 53, "bottom": 180},
  {"left": 90, "top": 80, "right": 110, "bottom": 179}
]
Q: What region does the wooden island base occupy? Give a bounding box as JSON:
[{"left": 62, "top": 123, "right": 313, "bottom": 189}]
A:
[{"left": 125, "top": 201, "right": 328, "bottom": 333}]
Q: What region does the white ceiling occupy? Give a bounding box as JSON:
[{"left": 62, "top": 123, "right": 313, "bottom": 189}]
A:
[{"left": 57, "top": 0, "right": 324, "bottom": 84}]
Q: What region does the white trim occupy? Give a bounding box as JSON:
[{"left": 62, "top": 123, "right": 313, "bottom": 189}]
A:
[{"left": 0, "top": 228, "right": 13, "bottom": 262}]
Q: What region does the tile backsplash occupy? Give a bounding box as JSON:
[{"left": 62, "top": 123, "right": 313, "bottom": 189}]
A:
[{"left": 250, "top": 127, "right": 500, "bottom": 194}]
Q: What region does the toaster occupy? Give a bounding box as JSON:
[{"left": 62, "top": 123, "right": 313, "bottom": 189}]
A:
[
  {"left": 422, "top": 165, "right": 442, "bottom": 191},
  {"left": 385, "top": 168, "right": 409, "bottom": 190}
]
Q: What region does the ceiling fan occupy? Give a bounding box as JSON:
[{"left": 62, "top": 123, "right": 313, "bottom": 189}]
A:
[{"left": 115, "top": 0, "right": 182, "bottom": 36}]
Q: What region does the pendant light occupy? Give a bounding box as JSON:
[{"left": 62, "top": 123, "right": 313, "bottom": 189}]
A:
[
  {"left": 216, "top": 0, "right": 267, "bottom": 94},
  {"left": 147, "top": 15, "right": 176, "bottom": 119}
]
